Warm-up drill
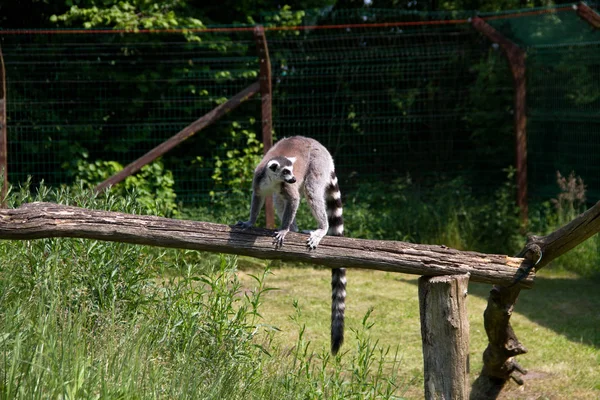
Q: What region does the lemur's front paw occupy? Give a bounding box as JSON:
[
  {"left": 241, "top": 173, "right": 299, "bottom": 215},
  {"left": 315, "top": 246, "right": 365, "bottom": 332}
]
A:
[
  {"left": 273, "top": 229, "right": 289, "bottom": 249},
  {"left": 236, "top": 221, "right": 253, "bottom": 229}
]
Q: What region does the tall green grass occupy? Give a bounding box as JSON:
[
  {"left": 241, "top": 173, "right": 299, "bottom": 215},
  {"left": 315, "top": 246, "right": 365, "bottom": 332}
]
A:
[
  {"left": 0, "top": 182, "right": 404, "bottom": 399},
  {"left": 1, "top": 170, "right": 597, "bottom": 399}
]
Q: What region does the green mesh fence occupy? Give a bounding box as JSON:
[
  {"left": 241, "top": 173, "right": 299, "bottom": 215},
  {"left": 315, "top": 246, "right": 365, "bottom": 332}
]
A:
[
  {"left": 266, "top": 9, "right": 513, "bottom": 195},
  {"left": 483, "top": 4, "right": 600, "bottom": 201},
  {"left": 2, "top": 30, "right": 261, "bottom": 204},
  {"left": 1, "top": 3, "right": 599, "bottom": 206}
]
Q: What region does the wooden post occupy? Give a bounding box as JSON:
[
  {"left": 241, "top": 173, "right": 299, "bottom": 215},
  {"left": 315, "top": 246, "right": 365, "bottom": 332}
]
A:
[
  {"left": 254, "top": 25, "right": 275, "bottom": 229},
  {"left": 419, "top": 274, "right": 470, "bottom": 400},
  {"left": 96, "top": 82, "right": 259, "bottom": 193},
  {"left": 472, "top": 17, "right": 528, "bottom": 224},
  {"left": 0, "top": 45, "right": 7, "bottom": 207},
  {"left": 575, "top": 2, "right": 600, "bottom": 28}
]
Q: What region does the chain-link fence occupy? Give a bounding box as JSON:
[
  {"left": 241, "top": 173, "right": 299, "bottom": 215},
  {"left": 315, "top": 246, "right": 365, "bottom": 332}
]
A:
[{"left": 1, "top": 3, "right": 599, "bottom": 206}]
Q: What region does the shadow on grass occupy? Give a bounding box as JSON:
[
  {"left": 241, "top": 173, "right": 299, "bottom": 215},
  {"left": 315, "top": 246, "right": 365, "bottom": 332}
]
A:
[
  {"left": 399, "top": 273, "right": 600, "bottom": 348},
  {"left": 468, "top": 274, "right": 600, "bottom": 348}
]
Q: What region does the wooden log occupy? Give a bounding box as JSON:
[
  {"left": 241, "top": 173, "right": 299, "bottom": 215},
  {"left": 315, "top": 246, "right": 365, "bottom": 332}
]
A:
[
  {"left": 472, "top": 200, "right": 600, "bottom": 399},
  {"left": 95, "top": 82, "right": 260, "bottom": 193},
  {"left": 419, "top": 274, "right": 470, "bottom": 400},
  {"left": 0, "top": 202, "right": 534, "bottom": 287}
]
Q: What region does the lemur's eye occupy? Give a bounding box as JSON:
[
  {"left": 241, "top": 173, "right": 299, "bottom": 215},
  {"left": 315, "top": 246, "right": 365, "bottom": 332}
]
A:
[{"left": 282, "top": 169, "right": 290, "bottom": 175}]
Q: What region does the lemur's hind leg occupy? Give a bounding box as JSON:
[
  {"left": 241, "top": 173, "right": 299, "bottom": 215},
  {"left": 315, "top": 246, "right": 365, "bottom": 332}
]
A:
[{"left": 303, "top": 177, "right": 329, "bottom": 250}]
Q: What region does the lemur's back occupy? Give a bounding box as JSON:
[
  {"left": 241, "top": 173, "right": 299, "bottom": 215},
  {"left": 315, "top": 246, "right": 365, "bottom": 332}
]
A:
[{"left": 263, "top": 136, "right": 334, "bottom": 183}]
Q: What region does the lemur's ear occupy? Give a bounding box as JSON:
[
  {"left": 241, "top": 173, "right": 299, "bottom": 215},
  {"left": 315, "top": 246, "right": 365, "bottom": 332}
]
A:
[
  {"left": 267, "top": 160, "right": 280, "bottom": 172},
  {"left": 286, "top": 157, "right": 297, "bottom": 164}
]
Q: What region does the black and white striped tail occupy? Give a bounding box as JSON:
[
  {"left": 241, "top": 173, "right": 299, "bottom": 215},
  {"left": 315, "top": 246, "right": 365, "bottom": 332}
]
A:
[{"left": 326, "top": 171, "right": 345, "bottom": 355}]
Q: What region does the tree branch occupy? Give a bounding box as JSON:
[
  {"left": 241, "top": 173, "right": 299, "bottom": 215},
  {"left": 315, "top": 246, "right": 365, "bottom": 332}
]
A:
[{"left": 473, "top": 201, "right": 600, "bottom": 399}]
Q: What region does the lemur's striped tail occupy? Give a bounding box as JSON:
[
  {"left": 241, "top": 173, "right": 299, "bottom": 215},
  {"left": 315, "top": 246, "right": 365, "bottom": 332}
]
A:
[{"left": 326, "top": 171, "right": 345, "bottom": 355}]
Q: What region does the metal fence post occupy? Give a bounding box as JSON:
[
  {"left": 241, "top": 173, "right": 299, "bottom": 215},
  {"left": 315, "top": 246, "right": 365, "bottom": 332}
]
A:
[
  {"left": 0, "top": 45, "right": 7, "bottom": 207},
  {"left": 472, "top": 17, "right": 528, "bottom": 224},
  {"left": 254, "top": 25, "right": 275, "bottom": 229}
]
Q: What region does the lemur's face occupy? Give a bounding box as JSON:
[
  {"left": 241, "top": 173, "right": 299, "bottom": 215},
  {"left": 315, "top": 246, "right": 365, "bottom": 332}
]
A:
[{"left": 267, "top": 157, "right": 297, "bottom": 184}]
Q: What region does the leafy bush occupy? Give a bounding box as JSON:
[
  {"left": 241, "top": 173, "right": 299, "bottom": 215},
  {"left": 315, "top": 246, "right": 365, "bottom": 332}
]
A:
[
  {"left": 529, "top": 171, "right": 600, "bottom": 277},
  {"left": 208, "top": 125, "right": 264, "bottom": 198},
  {"left": 343, "top": 170, "right": 522, "bottom": 255},
  {"left": 182, "top": 127, "right": 264, "bottom": 225},
  {"left": 75, "top": 158, "right": 178, "bottom": 217}
]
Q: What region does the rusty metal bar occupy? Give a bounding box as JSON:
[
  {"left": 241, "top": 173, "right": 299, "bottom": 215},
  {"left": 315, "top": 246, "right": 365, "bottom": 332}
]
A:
[
  {"left": 472, "top": 17, "right": 528, "bottom": 223},
  {"left": 0, "top": 45, "right": 7, "bottom": 207},
  {"left": 96, "top": 81, "right": 260, "bottom": 193},
  {"left": 254, "top": 25, "right": 275, "bottom": 229},
  {"left": 575, "top": 2, "right": 600, "bottom": 28}
]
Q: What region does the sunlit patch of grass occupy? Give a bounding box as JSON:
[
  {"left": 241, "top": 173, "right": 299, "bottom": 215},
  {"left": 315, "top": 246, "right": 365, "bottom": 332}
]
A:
[{"left": 238, "top": 264, "right": 600, "bottom": 399}]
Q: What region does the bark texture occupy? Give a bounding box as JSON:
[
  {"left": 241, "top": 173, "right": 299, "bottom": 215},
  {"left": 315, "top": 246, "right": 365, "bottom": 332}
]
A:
[
  {"left": 419, "top": 274, "right": 471, "bottom": 400},
  {"left": 0, "top": 202, "right": 535, "bottom": 287},
  {"left": 472, "top": 201, "right": 600, "bottom": 399}
]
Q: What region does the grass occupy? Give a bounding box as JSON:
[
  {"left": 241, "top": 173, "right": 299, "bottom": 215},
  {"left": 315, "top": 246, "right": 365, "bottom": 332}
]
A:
[
  {"left": 0, "top": 176, "right": 599, "bottom": 399},
  {"left": 236, "top": 263, "right": 600, "bottom": 399}
]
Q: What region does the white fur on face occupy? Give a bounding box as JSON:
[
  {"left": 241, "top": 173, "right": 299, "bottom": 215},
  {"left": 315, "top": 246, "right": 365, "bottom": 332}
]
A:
[{"left": 286, "top": 156, "right": 296, "bottom": 164}]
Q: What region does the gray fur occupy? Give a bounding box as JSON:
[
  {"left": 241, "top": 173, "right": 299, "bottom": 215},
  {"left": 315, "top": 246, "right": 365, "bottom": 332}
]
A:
[{"left": 236, "top": 135, "right": 346, "bottom": 354}]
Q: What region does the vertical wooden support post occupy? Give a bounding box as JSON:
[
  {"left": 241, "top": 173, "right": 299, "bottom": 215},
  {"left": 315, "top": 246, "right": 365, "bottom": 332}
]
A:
[
  {"left": 254, "top": 25, "right": 275, "bottom": 229},
  {"left": 0, "top": 45, "right": 7, "bottom": 207},
  {"left": 419, "top": 274, "right": 470, "bottom": 400},
  {"left": 575, "top": 2, "right": 600, "bottom": 28},
  {"left": 472, "top": 17, "right": 528, "bottom": 224}
]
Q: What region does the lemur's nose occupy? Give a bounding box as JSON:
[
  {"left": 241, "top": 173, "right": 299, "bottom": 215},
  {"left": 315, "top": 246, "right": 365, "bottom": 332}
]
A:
[{"left": 286, "top": 177, "right": 297, "bottom": 184}]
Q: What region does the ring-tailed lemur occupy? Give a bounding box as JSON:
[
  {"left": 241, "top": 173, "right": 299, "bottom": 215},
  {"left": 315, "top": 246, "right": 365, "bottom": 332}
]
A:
[{"left": 236, "top": 135, "right": 346, "bottom": 354}]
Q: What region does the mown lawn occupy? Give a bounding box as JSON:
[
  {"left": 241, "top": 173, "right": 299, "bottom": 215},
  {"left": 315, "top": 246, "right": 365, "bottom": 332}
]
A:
[{"left": 238, "top": 261, "right": 600, "bottom": 399}]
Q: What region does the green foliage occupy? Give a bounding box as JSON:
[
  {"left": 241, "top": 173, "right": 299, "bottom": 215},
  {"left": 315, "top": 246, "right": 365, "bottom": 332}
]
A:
[
  {"left": 0, "top": 183, "right": 406, "bottom": 398},
  {"left": 528, "top": 171, "right": 600, "bottom": 278},
  {"left": 50, "top": 0, "right": 204, "bottom": 30},
  {"left": 7, "top": 1, "right": 600, "bottom": 205},
  {"left": 260, "top": 5, "right": 307, "bottom": 36},
  {"left": 210, "top": 124, "right": 264, "bottom": 198},
  {"left": 75, "top": 158, "right": 179, "bottom": 217},
  {"left": 343, "top": 170, "right": 522, "bottom": 254},
  {"left": 465, "top": 50, "right": 514, "bottom": 185},
  {"left": 1, "top": 181, "right": 164, "bottom": 325},
  {"left": 470, "top": 167, "right": 523, "bottom": 254},
  {"left": 179, "top": 124, "right": 265, "bottom": 225}
]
